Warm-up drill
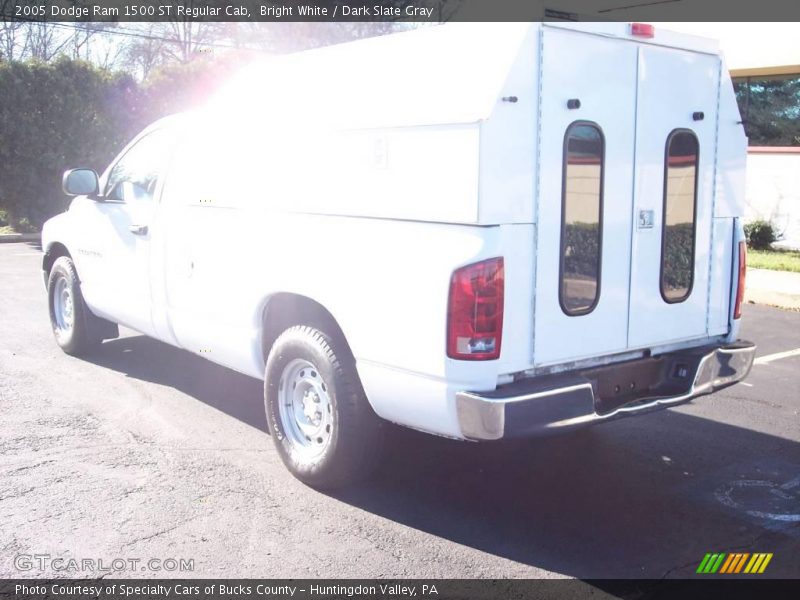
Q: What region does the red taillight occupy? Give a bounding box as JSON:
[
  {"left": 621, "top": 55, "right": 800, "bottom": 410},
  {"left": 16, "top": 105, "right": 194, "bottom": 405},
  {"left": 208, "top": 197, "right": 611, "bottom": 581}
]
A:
[
  {"left": 734, "top": 240, "right": 747, "bottom": 319},
  {"left": 447, "top": 257, "right": 504, "bottom": 361},
  {"left": 630, "top": 23, "right": 655, "bottom": 38}
]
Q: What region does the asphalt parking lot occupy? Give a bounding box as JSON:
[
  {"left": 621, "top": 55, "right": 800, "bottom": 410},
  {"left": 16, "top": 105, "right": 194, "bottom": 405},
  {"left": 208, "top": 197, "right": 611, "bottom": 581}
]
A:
[{"left": 1, "top": 241, "right": 798, "bottom": 580}]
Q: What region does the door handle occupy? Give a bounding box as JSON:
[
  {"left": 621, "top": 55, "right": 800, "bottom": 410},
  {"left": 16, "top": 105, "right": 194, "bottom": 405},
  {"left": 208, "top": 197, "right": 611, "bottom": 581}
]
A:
[{"left": 129, "top": 224, "right": 149, "bottom": 236}]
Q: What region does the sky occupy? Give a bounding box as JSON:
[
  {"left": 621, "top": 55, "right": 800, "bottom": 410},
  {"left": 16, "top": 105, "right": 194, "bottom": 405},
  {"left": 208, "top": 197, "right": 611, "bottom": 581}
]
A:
[{"left": 660, "top": 23, "right": 800, "bottom": 70}]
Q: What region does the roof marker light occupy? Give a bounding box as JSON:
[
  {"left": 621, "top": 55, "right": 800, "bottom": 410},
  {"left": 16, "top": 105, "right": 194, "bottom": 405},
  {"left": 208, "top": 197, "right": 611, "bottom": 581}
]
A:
[{"left": 630, "top": 23, "right": 655, "bottom": 38}]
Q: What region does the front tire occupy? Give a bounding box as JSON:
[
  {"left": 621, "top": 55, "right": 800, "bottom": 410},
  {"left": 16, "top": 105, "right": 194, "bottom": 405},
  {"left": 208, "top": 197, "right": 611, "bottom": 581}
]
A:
[
  {"left": 47, "top": 256, "right": 102, "bottom": 356},
  {"left": 265, "top": 325, "right": 383, "bottom": 489}
]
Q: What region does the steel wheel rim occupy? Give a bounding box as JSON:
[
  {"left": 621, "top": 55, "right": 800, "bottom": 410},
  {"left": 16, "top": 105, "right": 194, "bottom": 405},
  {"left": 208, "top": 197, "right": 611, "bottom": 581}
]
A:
[
  {"left": 278, "top": 358, "right": 333, "bottom": 458},
  {"left": 52, "top": 276, "right": 74, "bottom": 336}
]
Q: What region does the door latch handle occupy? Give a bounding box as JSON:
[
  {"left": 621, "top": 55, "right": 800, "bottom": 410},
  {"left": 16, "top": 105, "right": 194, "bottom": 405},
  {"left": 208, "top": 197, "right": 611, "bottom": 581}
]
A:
[{"left": 129, "top": 224, "right": 148, "bottom": 235}]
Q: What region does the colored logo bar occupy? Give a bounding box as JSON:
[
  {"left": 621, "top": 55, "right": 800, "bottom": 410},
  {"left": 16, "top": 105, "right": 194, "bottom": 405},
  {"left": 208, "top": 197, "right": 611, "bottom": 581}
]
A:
[{"left": 696, "top": 552, "right": 773, "bottom": 574}]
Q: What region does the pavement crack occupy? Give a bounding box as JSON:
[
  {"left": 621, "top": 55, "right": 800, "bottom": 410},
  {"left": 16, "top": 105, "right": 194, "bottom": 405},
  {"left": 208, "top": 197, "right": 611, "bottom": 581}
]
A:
[
  {"left": 4, "top": 460, "right": 56, "bottom": 474},
  {"left": 120, "top": 523, "right": 185, "bottom": 549},
  {"left": 0, "top": 487, "right": 35, "bottom": 501},
  {"left": 660, "top": 557, "right": 701, "bottom": 580},
  {"left": 119, "top": 512, "right": 209, "bottom": 550}
]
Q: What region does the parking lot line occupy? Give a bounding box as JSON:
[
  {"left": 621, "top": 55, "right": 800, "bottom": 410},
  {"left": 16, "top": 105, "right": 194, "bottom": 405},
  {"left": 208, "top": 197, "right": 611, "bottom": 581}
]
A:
[{"left": 753, "top": 348, "right": 800, "bottom": 365}]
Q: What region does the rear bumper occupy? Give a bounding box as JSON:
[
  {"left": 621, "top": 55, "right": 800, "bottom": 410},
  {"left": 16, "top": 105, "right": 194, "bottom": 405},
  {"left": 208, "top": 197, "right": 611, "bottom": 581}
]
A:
[{"left": 456, "top": 341, "right": 756, "bottom": 440}]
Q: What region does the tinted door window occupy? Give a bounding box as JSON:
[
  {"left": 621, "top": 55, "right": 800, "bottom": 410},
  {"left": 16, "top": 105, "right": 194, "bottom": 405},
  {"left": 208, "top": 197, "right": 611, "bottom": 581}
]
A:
[
  {"left": 661, "top": 130, "right": 699, "bottom": 303},
  {"left": 104, "top": 128, "right": 177, "bottom": 201},
  {"left": 560, "top": 122, "right": 604, "bottom": 316}
]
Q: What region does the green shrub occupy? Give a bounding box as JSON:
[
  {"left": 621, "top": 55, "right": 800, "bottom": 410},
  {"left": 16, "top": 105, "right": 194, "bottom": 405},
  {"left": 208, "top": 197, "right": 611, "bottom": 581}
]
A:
[
  {"left": 662, "top": 223, "right": 694, "bottom": 292},
  {"left": 565, "top": 221, "right": 694, "bottom": 292},
  {"left": 744, "top": 219, "right": 780, "bottom": 250},
  {"left": 0, "top": 59, "right": 141, "bottom": 229},
  {"left": 0, "top": 57, "right": 239, "bottom": 230},
  {"left": 564, "top": 222, "right": 599, "bottom": 279}
]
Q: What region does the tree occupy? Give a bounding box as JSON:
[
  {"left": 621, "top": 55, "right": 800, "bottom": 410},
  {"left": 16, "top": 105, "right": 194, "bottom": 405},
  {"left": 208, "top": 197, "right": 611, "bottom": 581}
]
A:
[
  {"left": 20, "top": 21, "right": 71, "bottom": 61},
  {"left": 0, "top": 59, "right": 139, "bottom": 228},
  {"left": 735, "top": 75, "right": 800, "bottom": 146},
  {"left": 0, "top": 19, "right": 436, "bottom": 228},
  {"left": 68, "top": 22, "right": 118, "bottom": 63},
  {"left": 146, "top": 1, "right": 229, "bottom": 63},
  {"left": 120, "top": 24, "right": 169, "bottom": 80},
  {"left": 0, "top": 1, "right": 27, "bottom": 61}
]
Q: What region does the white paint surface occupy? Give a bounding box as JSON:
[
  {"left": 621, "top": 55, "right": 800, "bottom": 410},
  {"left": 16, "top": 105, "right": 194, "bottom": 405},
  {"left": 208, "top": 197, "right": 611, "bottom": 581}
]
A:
[
  {"left": 745, "top": 152, "right": 800, "bottom": 250},
  {"left": 754, "top": 348, "right": 800, "bottom": 365},
  {"left": 660, "top": 23, "right": 800, "bottom": 71}
]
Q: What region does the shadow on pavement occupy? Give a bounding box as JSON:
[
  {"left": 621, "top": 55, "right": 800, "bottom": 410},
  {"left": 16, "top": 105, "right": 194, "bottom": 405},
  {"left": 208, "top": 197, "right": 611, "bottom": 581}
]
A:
[
  {"left": 88, "top": 334, "right": 267, "bottom": 432},
  {"left": 85, "top": 333, "right": 799, "bottom": 579},
  {"left": 335, "top": 414, "right": 799, "bottom": 579}
]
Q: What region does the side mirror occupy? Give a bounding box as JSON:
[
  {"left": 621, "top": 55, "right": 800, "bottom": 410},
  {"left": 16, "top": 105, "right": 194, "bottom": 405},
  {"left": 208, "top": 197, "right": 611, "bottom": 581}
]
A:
[{"left": 62, "top": 168, "right": 99, "bottom": 197}]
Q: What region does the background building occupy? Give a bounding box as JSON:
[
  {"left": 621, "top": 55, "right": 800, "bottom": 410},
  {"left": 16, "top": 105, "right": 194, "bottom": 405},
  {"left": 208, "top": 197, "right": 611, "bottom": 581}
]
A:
[{"left": 665, "top": 23, "right": 800, "bottom": 249}]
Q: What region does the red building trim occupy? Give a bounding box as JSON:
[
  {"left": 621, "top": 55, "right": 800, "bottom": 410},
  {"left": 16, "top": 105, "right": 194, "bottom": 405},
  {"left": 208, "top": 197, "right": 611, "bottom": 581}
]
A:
[{"left": 748, "top": 146, "right": 800, "bottom": 154}]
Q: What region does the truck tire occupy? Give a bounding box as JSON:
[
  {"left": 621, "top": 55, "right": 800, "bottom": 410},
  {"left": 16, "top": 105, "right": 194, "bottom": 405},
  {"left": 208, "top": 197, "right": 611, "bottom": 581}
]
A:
[
  {"left": 47, "top": 256, "right": 103, "bottom": 356},
  {"left": 264, "top": 325, "right": 384, "bottom": 489}
]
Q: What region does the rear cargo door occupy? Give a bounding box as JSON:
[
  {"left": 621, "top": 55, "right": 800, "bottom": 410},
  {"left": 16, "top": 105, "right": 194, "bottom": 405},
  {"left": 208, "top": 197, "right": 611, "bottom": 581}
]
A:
[
  {"left": 627, "top": 46, "right": 720, "bottom": 348},
  {"left": 533, "top": 27, "right": 638, "bottom": 365}
]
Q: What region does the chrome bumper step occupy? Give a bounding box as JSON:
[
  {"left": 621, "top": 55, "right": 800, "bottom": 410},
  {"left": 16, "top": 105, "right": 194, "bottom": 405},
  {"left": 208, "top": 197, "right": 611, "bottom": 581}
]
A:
[{"left": 456, "top": 341, "right": 756, "bottom": 440}]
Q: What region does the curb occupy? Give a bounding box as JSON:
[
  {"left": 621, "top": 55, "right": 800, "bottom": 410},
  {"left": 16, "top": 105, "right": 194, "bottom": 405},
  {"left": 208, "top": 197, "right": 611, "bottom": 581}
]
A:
[
  {"left": 0, "top": 233, "right": 41, "bottom": 244},
  {"left": 745, "top": 268, "right": 800, "bottom": 311},
  {"left": 745, "top": 290, "right": 800, "bottom": 312}
]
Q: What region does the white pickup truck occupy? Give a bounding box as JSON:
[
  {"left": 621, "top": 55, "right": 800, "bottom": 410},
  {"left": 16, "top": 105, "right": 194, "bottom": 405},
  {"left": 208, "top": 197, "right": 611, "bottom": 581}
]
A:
[{"left": 42, "top": 22, "right": 755, "bottom": 488}]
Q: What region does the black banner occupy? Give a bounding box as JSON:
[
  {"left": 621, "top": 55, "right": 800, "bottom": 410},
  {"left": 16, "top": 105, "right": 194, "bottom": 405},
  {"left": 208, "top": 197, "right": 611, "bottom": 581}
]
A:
[
  {"left": 2, "top": 580, "right": 800, "bottom": 600},
  {"left": 2, "top": 0, "right": 800, "bottom": 22}
]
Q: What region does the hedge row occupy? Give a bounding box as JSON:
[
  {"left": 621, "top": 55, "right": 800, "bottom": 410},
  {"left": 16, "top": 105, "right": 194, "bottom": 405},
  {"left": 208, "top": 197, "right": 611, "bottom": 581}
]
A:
[
  {"left": 0, "top": 56, "right": 240, "bottom": 229},
  {"left": 564, "top": 221, "right": 694, "bottom": 291},
  {"left": 662, "top": 223, "right": 694, "bottom": 291},
  {"left": 563, "top": 222, "right": 600, "bottom": 279}
]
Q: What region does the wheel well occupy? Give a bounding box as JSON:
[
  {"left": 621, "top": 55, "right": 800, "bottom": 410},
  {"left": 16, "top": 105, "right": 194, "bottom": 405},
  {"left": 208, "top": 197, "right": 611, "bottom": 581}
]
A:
[
  {"left": 261, "top": 293, "right": 353, "bottom": 363},
  {"left": 43, "top": 242, "right": 71, "bottom": 277}
]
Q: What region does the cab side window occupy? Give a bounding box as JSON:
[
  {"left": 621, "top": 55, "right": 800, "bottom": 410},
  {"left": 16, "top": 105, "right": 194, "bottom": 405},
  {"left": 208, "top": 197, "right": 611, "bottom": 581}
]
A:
[{"left": 104, "top": 128, "right": 177, "bottom": 202}]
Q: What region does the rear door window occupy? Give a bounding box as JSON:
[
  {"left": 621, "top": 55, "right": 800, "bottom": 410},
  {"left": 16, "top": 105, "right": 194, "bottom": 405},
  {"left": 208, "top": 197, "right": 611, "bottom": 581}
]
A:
[
  {"left": 560, "top": 121, "right": 605, "bottom": 316},
  {"left": 660, "top": 130, "right": 699, "bottom": 303}
]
